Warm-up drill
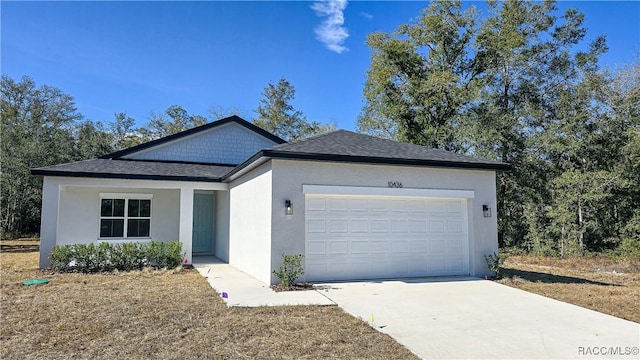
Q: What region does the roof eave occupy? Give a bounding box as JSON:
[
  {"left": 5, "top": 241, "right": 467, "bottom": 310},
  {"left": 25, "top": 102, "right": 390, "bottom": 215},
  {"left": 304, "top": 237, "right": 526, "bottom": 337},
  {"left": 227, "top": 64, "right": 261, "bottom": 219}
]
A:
[
  {"left": 30, "top": 169, "right": 223, "bottom": 183},
  {"left": 221, "top": 151, "right": 271, "bottom": 182}
]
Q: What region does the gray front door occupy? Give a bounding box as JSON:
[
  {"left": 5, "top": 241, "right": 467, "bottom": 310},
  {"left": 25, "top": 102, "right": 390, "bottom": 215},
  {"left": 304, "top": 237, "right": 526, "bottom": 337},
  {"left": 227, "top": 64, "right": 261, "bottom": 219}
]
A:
[{"left": 192, "top": 193, "right": 214, "bottom": 254}]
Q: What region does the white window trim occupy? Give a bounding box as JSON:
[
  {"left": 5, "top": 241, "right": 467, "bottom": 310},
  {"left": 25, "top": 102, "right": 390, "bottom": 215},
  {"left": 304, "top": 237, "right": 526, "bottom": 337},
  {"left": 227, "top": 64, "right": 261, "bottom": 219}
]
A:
[
  {"left": 302, "top": 185, "right": 475, "bottom": 199},
  {"left": 98, "top": 193, "right": 153, "bottom": 240},
  {"left": 100, "top": 193, "right": 153, "bottom": 200}
]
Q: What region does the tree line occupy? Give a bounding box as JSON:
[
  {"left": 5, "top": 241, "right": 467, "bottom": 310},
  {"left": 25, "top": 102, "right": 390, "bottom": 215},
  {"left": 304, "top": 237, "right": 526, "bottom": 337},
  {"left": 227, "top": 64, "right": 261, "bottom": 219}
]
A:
[
  {"left": 2, "top": 0, "right": 638, "bottom": 257},
  {"left": 358, "top": 0, "right": 639, "bottom": 256},
  {"left": 1, "top": 75, "right": 330, "bottom": 238}
]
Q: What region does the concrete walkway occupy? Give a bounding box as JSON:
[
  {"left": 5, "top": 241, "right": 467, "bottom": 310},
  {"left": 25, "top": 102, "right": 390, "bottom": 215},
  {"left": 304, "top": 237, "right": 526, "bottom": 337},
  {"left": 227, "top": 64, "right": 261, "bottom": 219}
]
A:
[
  {"left": 314, "top": 277, "right": 640, "bottom": 359},
  {"left": 193, "top": 256, "right": 334, "bottom": 307}
]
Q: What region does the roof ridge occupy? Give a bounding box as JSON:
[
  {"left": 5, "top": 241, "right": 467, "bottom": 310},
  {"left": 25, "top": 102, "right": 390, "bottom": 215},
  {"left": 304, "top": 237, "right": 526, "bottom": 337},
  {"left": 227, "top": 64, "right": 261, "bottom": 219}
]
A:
[{"left": 268, "top": 129, "right": 343, "bottom": 149}]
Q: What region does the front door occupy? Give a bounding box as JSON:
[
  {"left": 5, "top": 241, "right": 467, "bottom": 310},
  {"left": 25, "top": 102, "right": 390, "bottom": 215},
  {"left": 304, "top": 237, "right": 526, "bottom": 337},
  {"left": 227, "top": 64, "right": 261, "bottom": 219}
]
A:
[{"left": 192, "top": 193, "right": 214, "bottom": 254}]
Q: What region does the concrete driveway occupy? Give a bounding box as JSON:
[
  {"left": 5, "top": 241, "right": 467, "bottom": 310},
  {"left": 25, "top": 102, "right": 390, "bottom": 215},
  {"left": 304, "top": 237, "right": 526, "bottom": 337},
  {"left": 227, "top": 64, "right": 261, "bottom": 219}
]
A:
[{"left": 315, "top": 277, "right": 640, "bottom": 359}]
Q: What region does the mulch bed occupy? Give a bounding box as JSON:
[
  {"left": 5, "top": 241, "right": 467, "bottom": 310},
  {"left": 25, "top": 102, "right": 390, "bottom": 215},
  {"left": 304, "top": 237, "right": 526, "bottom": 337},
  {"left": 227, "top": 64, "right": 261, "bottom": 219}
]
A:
[{"left": 270, "top": 282, "right": 314, "bottom": 292}]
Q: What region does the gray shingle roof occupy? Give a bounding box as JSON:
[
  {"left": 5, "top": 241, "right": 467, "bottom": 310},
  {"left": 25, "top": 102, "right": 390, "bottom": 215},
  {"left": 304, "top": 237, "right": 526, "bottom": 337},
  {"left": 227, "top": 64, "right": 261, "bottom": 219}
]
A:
[
  {"left": 32, "top": 129, "right": 510, "bottom": 182},
  {"left": 31, "top": 159, "right": 235, "bottom": 182},
  {"left": 261, "top": 130, "right": 510, "bottom": 170}
]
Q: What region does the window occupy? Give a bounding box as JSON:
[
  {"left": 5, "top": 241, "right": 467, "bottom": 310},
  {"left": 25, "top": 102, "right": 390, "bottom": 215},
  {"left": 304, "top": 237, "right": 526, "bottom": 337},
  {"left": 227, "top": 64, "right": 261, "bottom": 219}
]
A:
[{"left": 99, "top": 194, "right": 152, "bottom": 238}]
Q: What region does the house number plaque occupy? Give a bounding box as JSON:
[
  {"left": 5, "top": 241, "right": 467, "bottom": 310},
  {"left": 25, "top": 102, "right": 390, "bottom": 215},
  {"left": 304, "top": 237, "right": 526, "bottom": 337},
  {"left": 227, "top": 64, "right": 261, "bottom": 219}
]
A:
[{"left": 387, "top": 181, "right": 403, "bottom": 188}]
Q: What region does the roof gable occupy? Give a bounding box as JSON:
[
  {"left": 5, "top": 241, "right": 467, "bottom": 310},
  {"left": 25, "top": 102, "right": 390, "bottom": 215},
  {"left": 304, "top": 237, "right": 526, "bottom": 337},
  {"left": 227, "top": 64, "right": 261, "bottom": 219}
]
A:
[{"left": 103, "top": 116, "right": 285, "bottom": 165}]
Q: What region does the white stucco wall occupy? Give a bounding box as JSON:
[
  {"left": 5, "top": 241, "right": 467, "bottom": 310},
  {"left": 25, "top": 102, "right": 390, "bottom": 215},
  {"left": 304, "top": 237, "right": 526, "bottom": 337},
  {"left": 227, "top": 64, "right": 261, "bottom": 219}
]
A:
[
  {"left": 123, "top": 122, "right": 276, "bottom": 164},
  {"left": 215, "top": 190, "right": 230, "bottom": 262},
  {"left": 269, "top": 159, "right": 499, "bottom": 283},
  {"left": 228, "top": 163, "right": 273, "bottom": 283},
  {"left": 57, "top": 187, "right": 180, "bottom": 245}
]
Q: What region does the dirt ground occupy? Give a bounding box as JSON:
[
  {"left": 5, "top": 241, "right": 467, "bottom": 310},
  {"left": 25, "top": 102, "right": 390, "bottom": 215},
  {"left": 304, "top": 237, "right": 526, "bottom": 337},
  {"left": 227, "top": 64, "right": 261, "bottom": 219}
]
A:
[
  {"left": 0, "top": 240, "right": 417, "bottom": 360},
  {"left": 498, "top": 254, "right": 640, "bottom": 323}
]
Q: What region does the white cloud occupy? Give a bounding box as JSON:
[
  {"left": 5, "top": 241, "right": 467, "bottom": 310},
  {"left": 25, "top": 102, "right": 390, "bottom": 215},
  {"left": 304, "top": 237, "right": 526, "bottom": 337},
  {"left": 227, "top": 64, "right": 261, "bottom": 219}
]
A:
[
  {"left": 359, "top": 12, "right": 373, "bottom": 20},
  {"left": 311, "top": 0, "right": 349, "bottom": 54}
]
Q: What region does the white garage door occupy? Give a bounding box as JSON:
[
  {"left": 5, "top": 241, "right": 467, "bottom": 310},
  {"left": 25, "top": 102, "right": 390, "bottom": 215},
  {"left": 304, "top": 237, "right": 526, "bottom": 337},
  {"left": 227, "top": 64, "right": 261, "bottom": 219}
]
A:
[{"left": 305, "top": 194, "right": 469, "bottom": 281}]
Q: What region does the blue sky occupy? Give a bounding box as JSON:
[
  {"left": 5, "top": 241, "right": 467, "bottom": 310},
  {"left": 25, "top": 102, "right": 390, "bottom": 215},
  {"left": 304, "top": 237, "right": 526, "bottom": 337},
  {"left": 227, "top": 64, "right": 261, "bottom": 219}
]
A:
[{"left": 2, "top": 1, "right": 639, "bottom": 131}]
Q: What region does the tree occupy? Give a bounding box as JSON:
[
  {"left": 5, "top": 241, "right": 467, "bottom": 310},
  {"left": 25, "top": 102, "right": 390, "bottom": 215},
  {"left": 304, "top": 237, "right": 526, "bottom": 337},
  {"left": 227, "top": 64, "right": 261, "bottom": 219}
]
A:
[
  {"left": 140, "top": 105, "right": 207, "bottom": 140},
  {"left": 209, "top": 105, "right": 243, "bottom": 120},
  {"left": 474, "top": 1, "right": 608, "bottom": 250},
  {"left": 359, "top": 0, "right": 478, "bottom": 151},
  {"left": 75, "top": 120, "right": 113, "bottom": 159},
  {"left": 253, "top": 78, "right": 334, "bottom": 141},
  {"left": 1, "top": 75, "right": 81, "bottom": 238},
  {"left": 110, "top": 112, "right": 145, "bottom": 150},
  {"left": 607, "top": 62, "right": 640, "bottom": 243},
  {"left": 359, "top": 0, "right": 629, "bottom": 254}
]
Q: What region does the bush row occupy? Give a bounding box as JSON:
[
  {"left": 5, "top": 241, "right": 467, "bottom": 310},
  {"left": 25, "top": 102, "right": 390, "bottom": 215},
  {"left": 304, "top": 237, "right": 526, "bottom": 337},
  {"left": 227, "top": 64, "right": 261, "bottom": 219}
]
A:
[{"left": 50, "top": 241, "right": 184, "bottom": 273}]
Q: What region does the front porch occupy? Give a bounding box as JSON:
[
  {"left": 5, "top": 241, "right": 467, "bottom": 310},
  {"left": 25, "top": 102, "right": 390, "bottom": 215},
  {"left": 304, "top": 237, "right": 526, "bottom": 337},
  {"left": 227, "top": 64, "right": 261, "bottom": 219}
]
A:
[{"left": 39, "top": 176, "right": 229, "bottom": 268}]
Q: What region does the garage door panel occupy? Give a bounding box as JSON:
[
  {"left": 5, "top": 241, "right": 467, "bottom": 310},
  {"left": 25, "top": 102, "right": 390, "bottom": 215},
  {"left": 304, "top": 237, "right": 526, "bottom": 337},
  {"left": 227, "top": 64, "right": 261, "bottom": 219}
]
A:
[
  {"left": 369, "top": 261, "right": 389, "bottom": 276},
  {"left": 448, "top": 256, "right": 466, "bottom": 272},
  {"left": 350, "top": 219, "right": 368, "bottom": 233},
  {"left": 448, "top": 237, "right": 465, "bottom": 252},
  {"left": 371, "top": 220, "right": 389, "bottom": 233},
  {"left": 410, "top": 240, "right": 428, "bottom": 253},
  {"left": 391, "top": 220, "right": 409, "bottom": 232},
  {"left": 446, "top": 220, "right": 464, "bottom": 232},
  {"left": 429, "top": 220, "right": 446, "bottom": 233},
  {"left": 390, "top": 259, "right": 409, "bottom": 275},
  {"left": 329, "top": 198, "right": 348, "bottom": 211},
  {"left": 307, "top": 197, "right": 326, "bottom": 211},
  {"left": 306, "top": 194, "right": 469, "bottom": 281},
  {"left": 369, "top": 200, "right": 390, "bottom": 212},
  {"left": 329, "top": 219, "right": 348, "bottom": 233},
  {"left": 428, "top": 257, "right": 447, "bottom": 273},
  {"left": 328, "top": 241, "right": 348, "bottom": 255},
  {"left": 371, "top": 240, "right": 389, "bottom": 253},
  {"left": 409, "top": 258, "right": 428, "bottom": 273},
  {"left": 348, "top": 198, "right": 369, "bottom": 211},
  {"left": 410, "top": 220, "right": 428, "bottom": 233},
  {"left": 350, "top": 240, "right": 369, "bottom": 254},
  {"left": 430, "top": 239, "right": 446, "bottom": 253},
  {"left": 307, "top": 241, "right": 326, "bottom": 255},
  {"left": 429, "top": 201, "right": 447, "bottom": 212},
  {"left": 391, "top": 239, "right": 409, "bottom": 253},
  {"left": 407, "top": 200, "right": 427, "bottom": 212},
  {"left": 307, "top": 219, "right": 326, "bottom": 233}
]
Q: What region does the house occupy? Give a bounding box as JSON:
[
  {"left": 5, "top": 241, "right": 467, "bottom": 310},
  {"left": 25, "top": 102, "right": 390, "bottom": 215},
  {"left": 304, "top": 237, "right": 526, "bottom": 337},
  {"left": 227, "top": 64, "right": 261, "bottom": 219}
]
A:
[{"left": 32, "top": 116, "right": 510, "bottom": 284}]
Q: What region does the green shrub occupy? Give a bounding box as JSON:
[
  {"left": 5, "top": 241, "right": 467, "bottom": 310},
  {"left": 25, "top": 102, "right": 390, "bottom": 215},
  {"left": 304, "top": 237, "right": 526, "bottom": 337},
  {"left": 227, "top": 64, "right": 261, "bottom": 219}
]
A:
[
  {"left": 272, "top": 253, "right": 304, "bottom": 287},
  {"left": 615, "top": 238, "right": 640, "bottom": 259},
  {"left": 145, "top": 241, "right": 183, "bottom": 268},
  {"left": 165, "top": 241, "right": 183, "bottom": 268},
  {"left": 50, "top": 245, "right": 74, "bottom": 272},
  {"left": 484, "top": 252, "right": 504, "bottom": 279},
  {"left": 48, "top": 241, "right": 183, "bottom": 273},
  {"left": 110, "top": 242, "right": 144, "bottom": 271}
]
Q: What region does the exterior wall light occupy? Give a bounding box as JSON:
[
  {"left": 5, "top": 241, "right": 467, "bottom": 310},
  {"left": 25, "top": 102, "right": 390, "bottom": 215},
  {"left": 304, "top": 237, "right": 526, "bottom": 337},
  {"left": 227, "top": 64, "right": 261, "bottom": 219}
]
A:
[
  {"left": 285, "top": 200, "right": 293, "bottom": 216},
  {"left": 483, "top": 205, "right": 491, "bottom": 218}
]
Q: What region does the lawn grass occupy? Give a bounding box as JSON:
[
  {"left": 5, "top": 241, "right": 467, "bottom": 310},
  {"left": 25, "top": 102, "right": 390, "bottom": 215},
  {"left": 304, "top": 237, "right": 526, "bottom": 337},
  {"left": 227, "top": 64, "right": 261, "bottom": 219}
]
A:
[
  {"left": 0, "top": 240, "right": 417, "bottom": 360},
  {"left": 498, "top": 254, "right": 640, "bottom": 323}
]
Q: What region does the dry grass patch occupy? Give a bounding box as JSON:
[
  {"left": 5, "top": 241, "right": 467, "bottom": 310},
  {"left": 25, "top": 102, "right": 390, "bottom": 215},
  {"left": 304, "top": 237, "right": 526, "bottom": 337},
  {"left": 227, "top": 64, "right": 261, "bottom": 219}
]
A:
[
  {"left": 498, "top": 255, "right": 640, "bottom": 323},
  {"left": 1, "top": 240, "right": 416, "bottom": 360}
]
